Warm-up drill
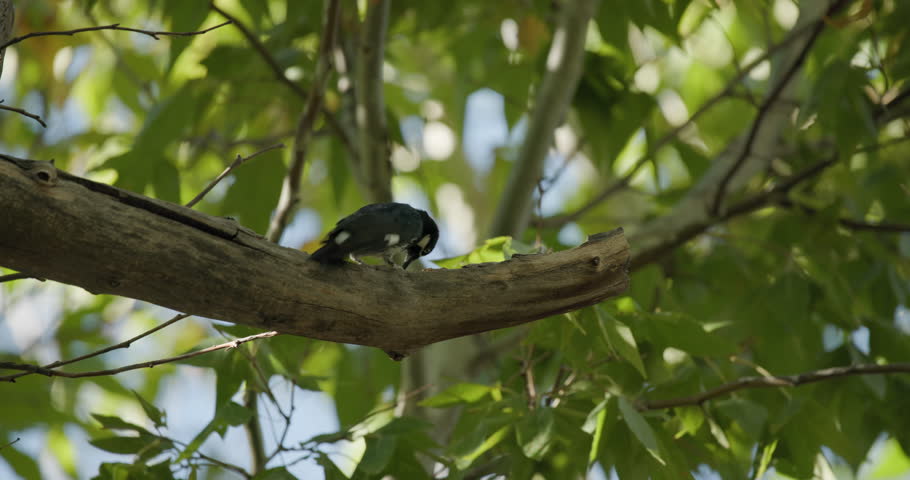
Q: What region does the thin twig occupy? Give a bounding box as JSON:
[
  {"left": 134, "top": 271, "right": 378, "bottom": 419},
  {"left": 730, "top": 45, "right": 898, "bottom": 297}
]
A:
[
  {"left": 192, "top": 450, "right": 253, "bottom": 479},
  {"left": 0, "top": 313, "right": 191, "bottom": 382},
  {"left": 0, "top": 21, "right": 231, "bottom": 50},
  {"left": 778, "top": 199, "right": 910, "bottom": 233},
  {"left": 186, "top": 143, "right": 284, "bottom": 208},
  {"left": 267, "top": 0, "right": 342, "bottom": 242},
  {"left": 854, "top": 135, "right": 910, "bottom": 153},
  {"left": 0, "top": 103, "right": 46, "bottom": 127},
  {"left": 0, "top": 437, "right": 20, "bottom": 451},
  {"left": 639, "top": 363, "right": 910, "bottom": 410},
  {"left": 0, "top": 330, "right": 277, "bottom": 381},
  {"left": 170, "top": 436, "right": 253, "bottom": 479},
  {"left": 545, "top": 366, "right": 570, "bottom": 407},
  {"left": 265, "top": 378, "right": 297, "bottom": 464}
]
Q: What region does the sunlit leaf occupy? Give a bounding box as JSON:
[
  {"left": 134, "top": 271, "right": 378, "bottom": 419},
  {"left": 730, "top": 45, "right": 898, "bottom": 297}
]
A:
[
  {"left": 618, "top": 398, "right": 665, "bottom": 465},
  {"left": 420, "top": 383, "right": 490, "bottom": 407}
]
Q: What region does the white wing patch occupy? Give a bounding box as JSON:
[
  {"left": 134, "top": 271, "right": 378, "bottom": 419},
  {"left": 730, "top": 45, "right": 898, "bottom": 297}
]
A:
[
  {"left": 334, "top": 231, "right": 351, "bottom": 244},
  {"left": 384, "top": 233, "right": 400, "bottom": 246},
  {"left": 417, "top": 235, "right": 431, "bottom": 249}
]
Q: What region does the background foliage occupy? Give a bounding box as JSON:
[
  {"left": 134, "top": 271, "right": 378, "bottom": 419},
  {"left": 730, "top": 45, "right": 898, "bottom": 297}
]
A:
[{"left": 2, "top": 0, "right": 910, "bottom": 479}]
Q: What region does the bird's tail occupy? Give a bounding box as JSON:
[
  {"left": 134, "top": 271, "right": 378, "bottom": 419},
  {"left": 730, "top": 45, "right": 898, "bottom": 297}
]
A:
[{"left": 309, "top": 243, "right": 345, "bottom": 264}]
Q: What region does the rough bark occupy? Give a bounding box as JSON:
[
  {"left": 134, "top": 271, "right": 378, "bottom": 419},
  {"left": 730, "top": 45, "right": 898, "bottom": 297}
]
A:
[{"left": 0, "top": 156, "right": 630, "bottom": 353}]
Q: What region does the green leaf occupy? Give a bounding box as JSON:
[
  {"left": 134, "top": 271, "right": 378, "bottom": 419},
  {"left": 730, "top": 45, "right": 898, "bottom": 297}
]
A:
[
  {"left": 163, "top": 0, "right": 211, "bottom": 69},
  {"left": 378, "top": 417, "right": 433, "bottom": 436},
  {"left": 334, "top": 346, "right": 400, "bottom": 428},
  {"left": 92, "top": 414, "right": 151, "bottom": 434},
  {"left": 89, "top": 436, "right": 150, "bottom": 455},
  {"left": 754, "top": 440, "right": 778, "bottom": 480},
  {"left": 618, "top": 397, "right": 665, "bottom": 465},
  {"left": 151, "top": 159, "right": 181, "bottom": 203},
  {"left": 515, "top": 408, "right": 555, "bottom": 460},
  {"left": 132, "top": 391, "right": 165, "bottom": 428},
  {"left": 434, "top": 237, "right": 516, "bottom": 268},
  {"left": 178, "top": 401, "right": 252, "bottom": 461},
  {"left": 220, "top": 401, "right": 254, "bottom": 426},
  {"left": 316, "top": 454, "right": 349, "bottom": 480},
  {"left": 1, "top": 444, "right": 41, "bottom": 480},
  {"left": 583, "top": 399, "right": 609, "bottom": 465},
  {"left": 596, "top": 306, "right": 647, "bottom": 378},
  {"left": 673, "top": 406, "right": 704, "bottom": 438},
  {"left": 240, "top": 0, "right": 272, "bottom": 26},
  {"left": 220, "top": 146, "right": 285, "bottom": 234},
  {"left": 213, "top": 353, "right": 251, "bottom": 412},
  {"left": 419, "top": 383, "right": 490, "bottom": 407},
  {"left": 358, "top": 435, "right": 398, "bottom": 474},
  {"left": 455, "top": 425, "right": 511, "bottom": 470},
  {"left": 867, "top": 437, "right": 910, "bottom": 478},
  {"left": 715, "top": 397, "right": 768, "bottom": 441},
  {"left": 99, "top": 83, "right": 200, "bottom": 197},
  {"left": 634, "top": 312, "right": 737, "bottom": 357},
  {"left": 252, "top": 468, "right": 298, "bottom": 480}
]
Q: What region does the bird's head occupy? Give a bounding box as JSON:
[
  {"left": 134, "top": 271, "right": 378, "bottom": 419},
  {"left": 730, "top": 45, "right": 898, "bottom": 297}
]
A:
[{"left": 417, "top": 210, "right": 439, "bottom": 257}]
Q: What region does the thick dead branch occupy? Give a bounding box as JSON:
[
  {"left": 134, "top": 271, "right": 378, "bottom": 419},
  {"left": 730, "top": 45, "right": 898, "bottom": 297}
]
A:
[{"left": 0, "top": 157, "right": 630, "bottom": 353}]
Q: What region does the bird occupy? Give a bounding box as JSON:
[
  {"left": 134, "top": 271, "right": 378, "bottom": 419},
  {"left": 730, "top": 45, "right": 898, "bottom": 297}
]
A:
[{"left": 309, "top": 202, "right": 439, "bottom": 269}]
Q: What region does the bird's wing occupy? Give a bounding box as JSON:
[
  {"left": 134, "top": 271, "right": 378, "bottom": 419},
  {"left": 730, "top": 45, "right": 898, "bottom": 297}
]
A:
[{"left": 324, "top": 206, "right": 422, "bottom": 255}]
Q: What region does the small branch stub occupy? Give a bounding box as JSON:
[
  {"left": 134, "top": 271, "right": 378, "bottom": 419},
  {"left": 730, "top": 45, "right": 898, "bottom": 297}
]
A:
[{"left": 26, "top": 160, "right": 57, "bottom": 186}]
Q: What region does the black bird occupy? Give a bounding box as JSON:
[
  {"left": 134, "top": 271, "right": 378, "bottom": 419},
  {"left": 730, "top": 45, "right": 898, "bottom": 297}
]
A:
[{"left": 309, "top": 202, "right": 439, "bottom": 269}]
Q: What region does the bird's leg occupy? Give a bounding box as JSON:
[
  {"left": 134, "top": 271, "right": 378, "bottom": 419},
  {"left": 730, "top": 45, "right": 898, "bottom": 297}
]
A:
[{"left": 382, "top": 253, "right": 397, "bottom": 267}]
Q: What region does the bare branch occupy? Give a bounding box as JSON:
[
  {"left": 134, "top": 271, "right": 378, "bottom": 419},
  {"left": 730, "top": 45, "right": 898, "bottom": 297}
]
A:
[
  {"left": 0, "top": 102, "right": 46, "bottom": 128},
  {"left": 707, "top": 14, "right": 830, "bottom": 216},
  {"left": 0, "top": 21, "right": 231, "bottom": 50},
  {"left": 545, "top": 17, "right": 826, "bottom": 229},
  {"left": 186, "top": 143, "right": 284, "bottom": 209},
  {"left": 627, "top": 0, "right": 842, "bottom": 270},
  {"left": 354, "top": 0, "right": 393, "bottom": 203},
  {"left": 268, "top": 0, "right": 342, "bottom": 242},
  {"left": 1, "top": 313, "right": 191, "bottom": 382},
  {"left": 1, "top": 157, "right": 630, "bottom": 353},
  {"left": 490, "top": 0, "right": 600, "bottom": 237},
  {"left": 639, "top": 363, "right": 910, "bottom": 410},
  {"left": 0, "top": 330, "right": 278, "bottom": 381},
  {"left": 0, "top": 437, "right": 19, "bottom": 451},
  {"left": 631, "top": 155, "right": 837, "bottom": 270}
]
